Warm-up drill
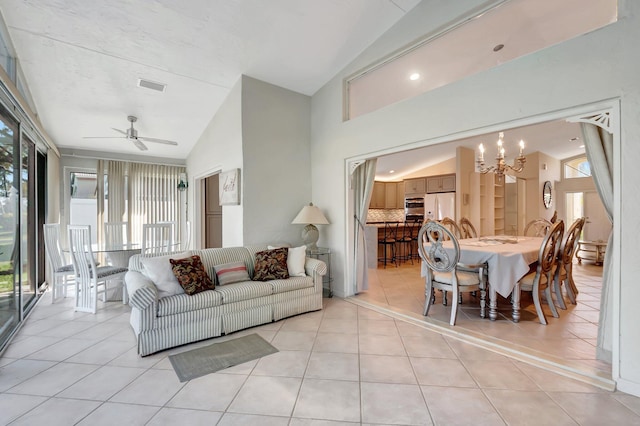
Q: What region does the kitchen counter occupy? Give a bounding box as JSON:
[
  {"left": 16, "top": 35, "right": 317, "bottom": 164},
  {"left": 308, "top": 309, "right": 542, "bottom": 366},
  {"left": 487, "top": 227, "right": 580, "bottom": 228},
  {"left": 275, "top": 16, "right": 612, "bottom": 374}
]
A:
[{"left": 364, "top": 221, "right": 422, "bottom": 267}]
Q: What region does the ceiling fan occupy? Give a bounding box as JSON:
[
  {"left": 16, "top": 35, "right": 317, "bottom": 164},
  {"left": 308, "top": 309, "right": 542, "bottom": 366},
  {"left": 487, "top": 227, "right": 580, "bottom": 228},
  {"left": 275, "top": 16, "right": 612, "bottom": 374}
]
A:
[{"left": 83, "top": 115, "right": 178, "bottom": 151}]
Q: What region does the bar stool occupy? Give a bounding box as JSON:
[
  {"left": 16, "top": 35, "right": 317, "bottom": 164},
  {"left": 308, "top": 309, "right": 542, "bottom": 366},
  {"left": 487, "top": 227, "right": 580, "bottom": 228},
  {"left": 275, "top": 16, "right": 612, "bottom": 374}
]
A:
[
  {"left": 396, "top": 220, "right": 415, "bottom": 264},
  {"left": 378, "top": 221, "right": 398, "bottom": 268}
]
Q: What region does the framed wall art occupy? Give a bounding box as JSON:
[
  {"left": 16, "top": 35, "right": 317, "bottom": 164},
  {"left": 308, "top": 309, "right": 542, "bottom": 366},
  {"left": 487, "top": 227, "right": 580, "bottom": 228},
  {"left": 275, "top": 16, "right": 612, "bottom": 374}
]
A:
[{"left": 219, "top": 168, "right": 241, "bottom": 205}]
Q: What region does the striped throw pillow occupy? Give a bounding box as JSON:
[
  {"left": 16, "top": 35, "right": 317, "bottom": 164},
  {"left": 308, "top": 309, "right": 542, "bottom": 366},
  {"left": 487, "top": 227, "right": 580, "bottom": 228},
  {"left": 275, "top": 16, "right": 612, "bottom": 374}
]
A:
[{"left": 214, "top": 261, "right": 250, "bottom": 285}]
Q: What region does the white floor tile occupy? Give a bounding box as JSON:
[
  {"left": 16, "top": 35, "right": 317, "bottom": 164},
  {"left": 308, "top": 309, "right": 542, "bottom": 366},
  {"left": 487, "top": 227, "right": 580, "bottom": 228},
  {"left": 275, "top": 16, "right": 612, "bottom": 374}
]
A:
[
  {"left": 217, "top": 412, "right": 290, "bottom": 425},
  {"left": 147, "top": 407, "right": 223, "bottom": 425},
  {"left": 7, "top": 362, "right": 99, "bottom": 396},
  {"left": 293, "top": 378, "right": 360, "bottom": 423},
  {"left": 359, "top": 334, "right": 406, "bottom": 356},
  {"left": 312, "top": 333, "right": 359, "bottom": 354},
  {"left": 548, "top": 391, "right": 640, "bottom": 425},
  {"left": 271, "top": 331, "right": 317, "bottom": 351},
  {"left": 109, "top": 369, "right": 185, "bottom": 406},
  {"left": 0, "top": 359, "right": 56, "bottom": 392},
  {"left": 421, "top": 386, "right": 505, "bottom": 425},
  {"left": 9, "top": 397, "right": 101, "bottom": 426},
  {"left": 411, "top": 357, "right": 477, "bottom": 387},
  {"left": 65, "top": 338, "right": 135, "bottom": 365},
  {"left": 361, "top": 382, "right": 432, "bottom": 425},
  {"left": 485, "top": 389, "right": 578, "bottom": 425},
  {"left": 360, "top": 354, "right": 417, "bottom": 384},
  {"left": 227, "top": 376, "right": 301, "bottom": 417},
  {"left": 306, "top": 352, "right": 359, "bottom": 381},
  {"left": 253, "top": 350, "right": 310, "bottom": 377},
  {"left": 0, "top": 393, "right": 48, "bottom": 425},
  {"left": 58, "top": 365, "right": 146, "bottom": 401},
  {"left": 76, "top": 401, "right": 160, "bottom": 425},
  {"left": 25, "top": 338, "right": 99, "bottom": 362},
  {"left": 167, "top": 373, "right": 246, "bottom": 411}
]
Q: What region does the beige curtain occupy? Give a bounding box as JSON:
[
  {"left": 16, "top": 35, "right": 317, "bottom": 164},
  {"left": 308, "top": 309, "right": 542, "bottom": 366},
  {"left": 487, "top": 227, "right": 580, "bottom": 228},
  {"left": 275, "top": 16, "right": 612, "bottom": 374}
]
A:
[
  {"left": 581, "top": 122, "right": 613, "bottom": 362},
  {"left": 352, "top": 159, "right": 377, "bottom": 293},
  {"left": 128, "top": 163, "right": 186, "bottom": 245},
  {"left": 96, "top": 160, "right": 105, "bottom": 245},
  {"left": 107, "top": 161, "right": 127, "bottom": 222}
]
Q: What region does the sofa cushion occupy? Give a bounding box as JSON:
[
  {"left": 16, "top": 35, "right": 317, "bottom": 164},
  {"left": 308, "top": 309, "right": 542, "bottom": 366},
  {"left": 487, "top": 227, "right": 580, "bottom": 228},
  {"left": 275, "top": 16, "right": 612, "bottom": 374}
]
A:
[
  {"left": 195, "top": 247, "right": 255, "bottom": 282},
  {"left": 214, "top": 280, "right": 274, "bottom": 304},
  {"left": 214, "top": 261, "right": 251, "bottom": 285},
  {"left": 170, "top": 255, "right": 215, "bottom": 295},
  {"left": 140, "top": 252, "right": 191, "bottom": 298},
  {"left": 157, "top": 290, "right": 223, "bottom": 317},
  {"left": 268, "top": 276, "right": 314, "bottom": 294},
  {"left": 268, "top": 245, "right": 307, "bottom": 277},
  {"left": 253, "top": 248, "right": 289, "bottom": 281}
]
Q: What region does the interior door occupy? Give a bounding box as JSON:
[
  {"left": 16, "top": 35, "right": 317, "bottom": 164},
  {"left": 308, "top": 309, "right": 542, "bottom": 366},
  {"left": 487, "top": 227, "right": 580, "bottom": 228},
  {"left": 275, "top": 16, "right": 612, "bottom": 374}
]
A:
[
  {"left": 204, "top": 174, "right": 222, "bottom": 248},
  {"left": 583, "top": 191, "right": 611, "bottom": 241}
]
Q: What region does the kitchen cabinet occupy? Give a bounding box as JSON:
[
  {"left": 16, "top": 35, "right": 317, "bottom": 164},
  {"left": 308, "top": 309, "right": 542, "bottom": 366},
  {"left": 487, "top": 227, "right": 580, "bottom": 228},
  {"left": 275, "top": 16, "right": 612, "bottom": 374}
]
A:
[
  {"left": 369, "top": 181, "right": 404, "bottom": 209},
  {"left": 404, "top": 178, "right": 425, "bottom": 195},
  {"left": 370, "top": 181, "right": 386, "bottom": 208},
  {"left": 426, "top": 174, "right": 456, "bottom": 193}
]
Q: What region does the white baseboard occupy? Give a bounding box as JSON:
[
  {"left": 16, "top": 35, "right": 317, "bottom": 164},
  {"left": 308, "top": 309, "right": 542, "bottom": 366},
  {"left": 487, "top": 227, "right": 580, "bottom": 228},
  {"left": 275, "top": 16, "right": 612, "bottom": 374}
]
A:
[{"left": 616, "top": 378, "right": 640, "bottom": 398}]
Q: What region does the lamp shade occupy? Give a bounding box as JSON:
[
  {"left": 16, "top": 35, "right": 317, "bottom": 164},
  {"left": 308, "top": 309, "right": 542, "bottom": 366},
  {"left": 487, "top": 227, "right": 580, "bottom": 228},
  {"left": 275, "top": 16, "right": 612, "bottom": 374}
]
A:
[
  {"left": 291, "top": 203, "right": 329, "bottom": 225},
  {"left": 292, "top": 203, "right": 329, "bottom": 250}
]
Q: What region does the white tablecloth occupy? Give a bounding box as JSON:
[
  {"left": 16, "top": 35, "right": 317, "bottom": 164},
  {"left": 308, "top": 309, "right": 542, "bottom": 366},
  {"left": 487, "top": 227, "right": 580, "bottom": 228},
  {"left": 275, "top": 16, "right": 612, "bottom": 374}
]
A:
[{"left": 422, "top": 237, "right": 542, "bottom": 298}]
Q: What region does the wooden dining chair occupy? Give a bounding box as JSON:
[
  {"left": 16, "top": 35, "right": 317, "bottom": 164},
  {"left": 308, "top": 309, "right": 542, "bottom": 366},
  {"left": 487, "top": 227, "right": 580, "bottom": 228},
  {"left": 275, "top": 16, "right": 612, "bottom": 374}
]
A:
[
  {"left": 524, "top": 218, "right": 552, "bottom": 237},
  {"left": 553, "top": 217, "right": 585, "bottom": 309},
  {"left": 439, "top": 217, "right": 462, "bottom": 240},
  {"left": 44, "top": 223, "right": 76, "bottom": 303},
  {"left": 141, "top": 223, "right": 174, "bottom": 255},
  {"left": 514, "top": 220, "right": 564, "bottom": 325},
  {"left": 458, "top": 217, "right": 478, "bottom": 239},
  {"left": 417, "top": 221, "right": 486, "bottom": 325},
  {"left": 68, "top": 225, "right": 128, "bottom": 313}
]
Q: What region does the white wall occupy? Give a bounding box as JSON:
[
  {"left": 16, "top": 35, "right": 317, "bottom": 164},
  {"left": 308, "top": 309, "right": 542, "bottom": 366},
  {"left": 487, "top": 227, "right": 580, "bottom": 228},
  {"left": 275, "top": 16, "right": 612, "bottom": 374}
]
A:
[
  {"left": 309, "top": 0, "right": 640, "bottom": 393},
  {"left": 187, "top": 78, "right": 244, "bottom": 247},
  {"left": 187, "top": 76, "right": 312, "bottom": 247},
  {"left": 241, "top": 76, "right": 312, "bottom": 246}
]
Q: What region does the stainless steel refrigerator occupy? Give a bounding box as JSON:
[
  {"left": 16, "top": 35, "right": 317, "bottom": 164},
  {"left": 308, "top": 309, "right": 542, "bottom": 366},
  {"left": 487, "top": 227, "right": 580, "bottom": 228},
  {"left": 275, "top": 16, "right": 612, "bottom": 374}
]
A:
[{"left": 424, "top": 192, "right": 456, "bottom": 221}]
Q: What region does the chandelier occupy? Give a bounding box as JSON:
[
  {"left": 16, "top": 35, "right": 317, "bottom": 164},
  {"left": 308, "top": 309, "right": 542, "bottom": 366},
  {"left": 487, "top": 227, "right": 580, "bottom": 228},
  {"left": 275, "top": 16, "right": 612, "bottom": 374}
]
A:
[{"left": 476, "top": 132, "right": 526, "bottom": 180}]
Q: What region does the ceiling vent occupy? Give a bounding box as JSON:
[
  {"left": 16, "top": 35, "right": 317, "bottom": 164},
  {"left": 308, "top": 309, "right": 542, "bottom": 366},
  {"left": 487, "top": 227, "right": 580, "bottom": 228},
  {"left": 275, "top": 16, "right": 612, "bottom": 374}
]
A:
[{"left": 137, "top": 78, "right": 166, "bottom": 92}]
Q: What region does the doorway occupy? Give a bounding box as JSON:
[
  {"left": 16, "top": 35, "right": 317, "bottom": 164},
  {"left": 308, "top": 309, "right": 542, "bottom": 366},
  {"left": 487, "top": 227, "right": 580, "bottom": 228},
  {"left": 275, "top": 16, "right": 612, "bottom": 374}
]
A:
[{"left": 203, "top": 174, "right": 222, "bottom": 248}]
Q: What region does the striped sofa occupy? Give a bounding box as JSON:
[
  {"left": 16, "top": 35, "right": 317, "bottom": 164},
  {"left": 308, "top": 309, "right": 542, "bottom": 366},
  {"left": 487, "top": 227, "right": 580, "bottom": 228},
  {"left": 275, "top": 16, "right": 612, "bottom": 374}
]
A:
[{"left": 125, "top": 244, "right": 327, "bottom": 356}]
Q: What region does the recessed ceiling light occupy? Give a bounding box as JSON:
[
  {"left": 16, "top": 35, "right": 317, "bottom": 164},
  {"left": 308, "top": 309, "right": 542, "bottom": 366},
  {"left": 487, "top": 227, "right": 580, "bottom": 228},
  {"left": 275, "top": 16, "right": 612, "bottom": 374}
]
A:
[
  {"left": 409, "top": 73, "right": 420, "bottom": 81},
  {"left": 493, "top": 44, "right": 504, "bottom": 52},
  {"left": 579, "top": 145, "right": 585, "bottom": 148},
  {"left": 389, "top": 170, "right": 395, "bottom": 174}
]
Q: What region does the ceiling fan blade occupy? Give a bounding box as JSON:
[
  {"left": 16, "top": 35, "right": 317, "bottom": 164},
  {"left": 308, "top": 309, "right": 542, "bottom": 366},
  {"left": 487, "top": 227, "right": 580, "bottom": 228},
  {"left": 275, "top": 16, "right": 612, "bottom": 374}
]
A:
[
  {"left": 132, "top": 138, "right": 148, "bottom": 151},
  {"left": 83, "top": 136, "right": 126, "bottom": 139},
  {"left": 138, "top": 136, "right": 178, "bottom": 145},
  {"left": 111, "top": 128, "right": 127, "bottom": 135}
]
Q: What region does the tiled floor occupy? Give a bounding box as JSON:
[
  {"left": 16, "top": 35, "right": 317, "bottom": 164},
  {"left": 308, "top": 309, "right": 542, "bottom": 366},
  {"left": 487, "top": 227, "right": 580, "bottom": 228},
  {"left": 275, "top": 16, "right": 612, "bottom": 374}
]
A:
[
  {"left": 1, "top": 290, "right": 640, "bottom": 425},
  {"left": 357, "top": 260, "right": 611, "bottom": 378}
]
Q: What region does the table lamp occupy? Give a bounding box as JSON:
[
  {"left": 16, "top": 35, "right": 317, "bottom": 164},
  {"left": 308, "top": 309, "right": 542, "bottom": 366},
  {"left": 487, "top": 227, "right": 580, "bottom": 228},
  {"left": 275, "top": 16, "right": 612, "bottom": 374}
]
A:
[{"left": 291, "top": 203, "right": 330, "bottom": 250}]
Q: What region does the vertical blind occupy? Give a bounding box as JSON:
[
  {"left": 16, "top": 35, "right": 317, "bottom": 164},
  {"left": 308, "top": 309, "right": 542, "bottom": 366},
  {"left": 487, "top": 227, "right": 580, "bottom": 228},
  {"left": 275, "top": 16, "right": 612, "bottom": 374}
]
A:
[{"left": 128, "top": 162, "right": 185, "bottom": 245}]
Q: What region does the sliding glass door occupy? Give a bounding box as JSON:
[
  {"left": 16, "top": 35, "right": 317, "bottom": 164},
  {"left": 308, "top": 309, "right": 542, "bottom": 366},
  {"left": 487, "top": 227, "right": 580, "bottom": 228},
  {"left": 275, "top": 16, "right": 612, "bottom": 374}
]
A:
[{"left": 0, "top": 110, "right": 19, "bottom": 348}]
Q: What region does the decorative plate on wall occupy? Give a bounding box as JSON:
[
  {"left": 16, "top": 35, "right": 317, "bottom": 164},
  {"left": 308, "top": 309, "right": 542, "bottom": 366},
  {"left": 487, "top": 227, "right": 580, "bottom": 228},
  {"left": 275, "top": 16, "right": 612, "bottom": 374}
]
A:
[{"left": 543, "top": 181, "right": 552, "bottom": 209}]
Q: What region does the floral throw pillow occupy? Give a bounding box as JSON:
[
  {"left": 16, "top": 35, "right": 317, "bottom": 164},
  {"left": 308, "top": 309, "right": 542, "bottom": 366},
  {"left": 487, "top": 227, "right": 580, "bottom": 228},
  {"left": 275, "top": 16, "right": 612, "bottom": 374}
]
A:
[
  {"left": 170, "top": 255, "right": 214, "bottom": 295},
  {"left": 253, "top": 248, "right": 289, "bottom": 281}
]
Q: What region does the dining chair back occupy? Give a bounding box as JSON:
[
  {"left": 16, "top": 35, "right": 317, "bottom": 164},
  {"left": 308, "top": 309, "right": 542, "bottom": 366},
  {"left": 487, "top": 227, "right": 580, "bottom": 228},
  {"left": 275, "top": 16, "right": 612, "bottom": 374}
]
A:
[
  {"left": 553, "top": 217, "right": 586, "bottom": 308},
  {"left": 458, "top": 217, "right": 478, "bottom": 239},
  {"left": 439, "top": 217, "right": 462, "bottom": 240},
  {"left": 524, "top": 218, "right": 552, "bottom": 237},
  {"left": 104, "top": 221, "right": 128, "bottom": 248},
  {"left": 44, "top": 223, "right": 75, "bottom": 302},
  {"left": 142, "top": 223, "right": 174, "bottom": 255},
  {"left": 68, "top": 225, "right": 128, "bottom": 313},
  {"left": 515, "top": 220, "right": 564, "bottom": 324},
  {"left": 396, "top": 220, "right": 415, "bottom": 264},
  {"left": 417, "top": 221, "right": 486, "bottom": 325}
]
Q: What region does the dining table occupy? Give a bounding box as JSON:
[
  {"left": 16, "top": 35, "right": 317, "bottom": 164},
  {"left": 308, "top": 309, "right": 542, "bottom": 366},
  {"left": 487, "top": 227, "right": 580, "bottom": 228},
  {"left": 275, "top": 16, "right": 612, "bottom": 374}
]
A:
[{"left": 422, "top": 235, "right": 543, "bottom": 322}]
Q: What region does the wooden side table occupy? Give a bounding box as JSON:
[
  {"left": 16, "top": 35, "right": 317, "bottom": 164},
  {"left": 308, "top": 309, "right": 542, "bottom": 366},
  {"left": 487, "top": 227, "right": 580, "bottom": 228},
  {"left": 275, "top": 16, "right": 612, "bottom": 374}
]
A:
[{"left": 576, "top": 240, "right": 607, "bottom": 265}]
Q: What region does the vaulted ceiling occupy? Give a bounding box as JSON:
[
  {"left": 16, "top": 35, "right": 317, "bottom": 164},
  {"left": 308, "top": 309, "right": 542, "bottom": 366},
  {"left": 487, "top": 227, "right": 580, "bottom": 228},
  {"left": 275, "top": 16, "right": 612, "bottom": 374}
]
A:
[{"left": 0, "top": 0, "right": 420, "bottom": 158}]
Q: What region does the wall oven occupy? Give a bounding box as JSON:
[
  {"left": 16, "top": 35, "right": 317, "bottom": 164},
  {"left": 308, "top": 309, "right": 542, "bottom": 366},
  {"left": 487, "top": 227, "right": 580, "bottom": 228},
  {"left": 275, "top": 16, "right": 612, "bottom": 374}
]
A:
[{"left": 405, "top": 196, "right": 424, "bottom": 221}]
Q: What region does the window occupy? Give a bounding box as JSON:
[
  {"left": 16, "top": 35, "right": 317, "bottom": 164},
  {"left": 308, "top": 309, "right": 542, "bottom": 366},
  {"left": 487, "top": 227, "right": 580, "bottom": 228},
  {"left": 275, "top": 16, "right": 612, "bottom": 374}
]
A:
[{"left": 564, "top": 156, "right": 591, "bottom": 179}]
